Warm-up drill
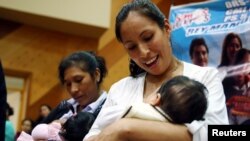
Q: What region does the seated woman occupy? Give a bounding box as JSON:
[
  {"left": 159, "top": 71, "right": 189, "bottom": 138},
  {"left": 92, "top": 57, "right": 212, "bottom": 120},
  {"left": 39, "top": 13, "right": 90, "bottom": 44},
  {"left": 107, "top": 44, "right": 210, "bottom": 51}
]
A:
[
  {"left": 17, "top": 51, "right": 108, "bottom": 141},
  {"left": 42, "top": 51, "right": 108, "bottom": 124},
  {"left": 18, "top": 51, "right": 108, "bottom": 141}
]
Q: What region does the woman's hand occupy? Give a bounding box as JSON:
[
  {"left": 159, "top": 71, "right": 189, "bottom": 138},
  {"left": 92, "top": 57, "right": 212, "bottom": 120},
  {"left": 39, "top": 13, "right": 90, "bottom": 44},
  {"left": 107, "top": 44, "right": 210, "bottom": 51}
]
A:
[
  {"left": 93, "top": 118, "right": 191, "bottom": 141},
  {"left": 93, "top": 119, "right": 128, "bottom": 141},
  {"left": 84, "top": 135, "right": 98, "bottom": 141},
  {"left": 83, "top": 119, "right": 128, "bottom": 141}
]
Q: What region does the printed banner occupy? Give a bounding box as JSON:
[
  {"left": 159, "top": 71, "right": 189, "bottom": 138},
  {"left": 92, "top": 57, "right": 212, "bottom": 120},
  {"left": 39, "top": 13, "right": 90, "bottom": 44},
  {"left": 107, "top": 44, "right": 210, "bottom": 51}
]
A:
[
  {"left": 169, "top": 0, "right": 250, "bottom": 125},
  {"left": 169, "top": 0, "right": 250, "bottom": 66}
]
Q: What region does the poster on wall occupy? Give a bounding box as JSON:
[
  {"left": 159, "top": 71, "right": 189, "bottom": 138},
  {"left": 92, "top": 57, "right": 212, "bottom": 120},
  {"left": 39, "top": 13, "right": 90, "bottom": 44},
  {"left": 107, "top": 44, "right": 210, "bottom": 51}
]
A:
[{"left": 169, "top": 0, "right": 250, "bottom": 125}]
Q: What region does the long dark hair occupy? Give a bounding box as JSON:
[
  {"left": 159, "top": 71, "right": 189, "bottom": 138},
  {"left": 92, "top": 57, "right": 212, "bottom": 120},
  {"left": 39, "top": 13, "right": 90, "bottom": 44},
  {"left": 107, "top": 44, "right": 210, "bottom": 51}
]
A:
[
  {"left": 218, "top": 32, "right": 242, "bottom": 67},
  {"left": 6, "top": 102, "right": 14, "bottom": 118}
]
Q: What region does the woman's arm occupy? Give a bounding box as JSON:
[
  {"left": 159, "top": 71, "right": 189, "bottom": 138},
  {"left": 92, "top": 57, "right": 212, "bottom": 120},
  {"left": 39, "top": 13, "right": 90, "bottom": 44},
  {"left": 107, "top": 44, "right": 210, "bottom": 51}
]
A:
[{"left": 95, "top": 118, "right": 192, "bottom": 141}]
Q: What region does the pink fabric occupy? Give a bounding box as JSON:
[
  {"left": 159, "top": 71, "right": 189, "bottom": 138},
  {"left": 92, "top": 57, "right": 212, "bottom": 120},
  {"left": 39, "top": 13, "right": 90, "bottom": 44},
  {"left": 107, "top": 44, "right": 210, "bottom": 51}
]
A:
[
  {"left": 32, "top": 122, "right": 62, "bottom": 141},
  {"left": 17, "top": 122, "right": 62, "bottom": 141},
  {"left": 16, "top": 131, "right": 33, "bottom": 141},
  {"left": 32, "top": 124, "right": 49, "bottom": 140},
  {"left": 48, "top": 122, "right": 62, "bottom": 141}
]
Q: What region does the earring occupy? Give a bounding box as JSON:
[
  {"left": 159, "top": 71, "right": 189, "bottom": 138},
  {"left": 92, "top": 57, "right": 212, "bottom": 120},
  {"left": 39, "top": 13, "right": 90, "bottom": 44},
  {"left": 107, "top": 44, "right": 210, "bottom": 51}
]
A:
[{"left": 96, "top": 77, "right": 100, "bottom": 83}]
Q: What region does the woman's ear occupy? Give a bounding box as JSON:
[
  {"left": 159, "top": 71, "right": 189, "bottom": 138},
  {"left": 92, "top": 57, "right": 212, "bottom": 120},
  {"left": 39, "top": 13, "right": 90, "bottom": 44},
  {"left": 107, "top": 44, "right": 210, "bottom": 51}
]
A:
[
  {"left": 164, "top": 19, "right": 171, "bottom": 32},
  {"left": 95, "top": 68, "right": 101, "bottom": 83}
]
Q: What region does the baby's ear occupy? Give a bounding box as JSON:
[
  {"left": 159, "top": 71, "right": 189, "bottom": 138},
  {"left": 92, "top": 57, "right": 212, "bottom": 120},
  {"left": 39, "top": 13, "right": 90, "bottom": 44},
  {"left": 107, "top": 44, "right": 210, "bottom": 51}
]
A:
[
  {"left": 155, "top": 93, "right": 161, "bottom": 105},
  {"left": 150, "top": 93, "right": 161, "bottom": 106}
]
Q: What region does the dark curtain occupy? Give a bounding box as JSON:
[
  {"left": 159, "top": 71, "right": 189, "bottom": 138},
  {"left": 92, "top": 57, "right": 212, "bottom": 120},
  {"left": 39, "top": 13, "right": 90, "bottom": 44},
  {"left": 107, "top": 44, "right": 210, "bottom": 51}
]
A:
[{"left": 0, "top": 60, "right": 7, "bottom": 141}]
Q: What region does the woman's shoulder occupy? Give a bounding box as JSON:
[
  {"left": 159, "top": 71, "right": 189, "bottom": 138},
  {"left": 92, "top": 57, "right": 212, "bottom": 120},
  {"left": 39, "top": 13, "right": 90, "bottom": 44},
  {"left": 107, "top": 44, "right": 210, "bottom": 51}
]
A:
[
  {"left": 107, "top": 73, "right": 146, "bottom": 100},
  {"left": 110, "top": 73, "right": 146, "bottom": 90},
  {"left": 183, "top": 61, "right": 219, "bottom": 82},
  {"left": 183, "top": 61, "right": 218, "bottom": 74}
]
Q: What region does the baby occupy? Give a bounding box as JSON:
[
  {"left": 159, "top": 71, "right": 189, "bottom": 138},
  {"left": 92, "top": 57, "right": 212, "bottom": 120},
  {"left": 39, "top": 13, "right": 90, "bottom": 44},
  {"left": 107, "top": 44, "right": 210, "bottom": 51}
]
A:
[
  {"left": 92, "top": 75, "right": 208, "bottom": 134},
  {"left": 123, "top": 75, "right": 208, "bottom": 124},
  {"left": 17, "top": 112, "right": 95, "bottom": 141}
]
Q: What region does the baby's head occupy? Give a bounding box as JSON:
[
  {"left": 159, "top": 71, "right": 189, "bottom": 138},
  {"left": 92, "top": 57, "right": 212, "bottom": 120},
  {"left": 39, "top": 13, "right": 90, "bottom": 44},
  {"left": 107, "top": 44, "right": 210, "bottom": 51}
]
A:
[
  {"left": 146, "top": 76, "right": 208, "bottom": 123},
  {"left": 159, "top": 76, "right": 208, "bottom": 123},
  {"left": 59, "top": 112, "right": 95, "bottom": 141}
]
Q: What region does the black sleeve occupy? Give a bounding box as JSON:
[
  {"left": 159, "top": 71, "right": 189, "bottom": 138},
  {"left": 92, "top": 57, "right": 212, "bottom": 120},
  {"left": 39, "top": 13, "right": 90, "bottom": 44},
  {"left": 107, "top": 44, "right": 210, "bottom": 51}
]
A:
[
  {"left": 92, "top": 98, "right": 106, "bottom": 118},
  {"left": 41, "top": 100, "right": 73, "bottom": 124},
  {"left": 0, "top": 61, "right": 7, "bottom": 141}
]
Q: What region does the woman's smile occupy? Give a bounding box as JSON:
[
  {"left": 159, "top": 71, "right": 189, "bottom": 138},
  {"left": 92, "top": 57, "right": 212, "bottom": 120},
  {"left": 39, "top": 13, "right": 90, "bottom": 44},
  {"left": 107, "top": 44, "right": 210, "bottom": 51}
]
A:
[{"left": 144, "top": 55, "right": 158, "bottom": 68}]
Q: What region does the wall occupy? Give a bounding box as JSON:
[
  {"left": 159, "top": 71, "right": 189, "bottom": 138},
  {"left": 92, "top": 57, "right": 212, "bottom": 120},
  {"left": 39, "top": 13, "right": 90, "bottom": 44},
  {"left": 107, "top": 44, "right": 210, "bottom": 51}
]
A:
[
  {"left": 0, "top": 0, "right": 111, "bottom": 38},
  {"left": 0, "top": 24, "right": 99, "bottom": 122}
]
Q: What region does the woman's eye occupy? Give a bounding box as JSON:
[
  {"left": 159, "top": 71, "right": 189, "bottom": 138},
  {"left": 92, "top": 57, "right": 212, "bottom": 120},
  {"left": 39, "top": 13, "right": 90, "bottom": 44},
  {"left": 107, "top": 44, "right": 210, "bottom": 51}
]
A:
[
  {"left": 125, "top": 43, "right": 137, "bottom": 50},
  {"left": 65, "top": 82, "right": 71, "bottom": 87},
  {"left": 144, "top": 35, "right": 152, "bottom": 41},
  {"left": 75, "top": 78, "right": 83, "bottom": 83},
  {"left": 128, "top": 45, "right": 136, "bottom": 50}
]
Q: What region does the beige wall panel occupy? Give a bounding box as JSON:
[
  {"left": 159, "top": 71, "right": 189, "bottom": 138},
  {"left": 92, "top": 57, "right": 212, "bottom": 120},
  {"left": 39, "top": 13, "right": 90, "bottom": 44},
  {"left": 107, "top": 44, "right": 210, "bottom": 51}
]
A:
[
  {"left": 0, "top": 25, "right": 98, "bottom": 107},
  {"left": 102, "top": 54, "right": 129, "bottom": 91},
  {"left": 98, "top": 38, "right": 129, "bottom": 91},
  {"left": 98, "top": 0, "right": 128, "bottom": 50},
  {"left": 26, "top": 83, "right": 70, "bottom": 121},
  {"left": 98, "top": 0, "right": 163, "bottom": 50}
]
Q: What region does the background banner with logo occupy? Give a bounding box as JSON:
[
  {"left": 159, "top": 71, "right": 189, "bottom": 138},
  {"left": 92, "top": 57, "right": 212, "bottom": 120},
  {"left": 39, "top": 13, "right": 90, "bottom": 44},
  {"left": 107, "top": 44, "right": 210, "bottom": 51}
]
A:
[
  {"left": 169, "top": 0, "right": 250, "bottom": 125},
  {"left": 169, "top": 0, "right": 250, "bottom": 66}
]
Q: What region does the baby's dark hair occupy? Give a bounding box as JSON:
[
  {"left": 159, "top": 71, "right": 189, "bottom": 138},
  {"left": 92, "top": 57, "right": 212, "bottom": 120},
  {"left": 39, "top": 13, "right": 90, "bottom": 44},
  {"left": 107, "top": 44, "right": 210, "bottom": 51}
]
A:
[
  {"left": 158, "top": 76, "right": 208, "bottom": 124},
  {"left": 58, "top": 51, "right": 107, "bottom": 87},
  {"left": 60, "top": 112, "right": 95, "bottom": 141}
]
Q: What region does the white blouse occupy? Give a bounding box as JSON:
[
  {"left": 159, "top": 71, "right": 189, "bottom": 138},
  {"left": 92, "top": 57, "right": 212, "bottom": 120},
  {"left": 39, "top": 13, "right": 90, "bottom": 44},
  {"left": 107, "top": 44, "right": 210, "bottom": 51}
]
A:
[
  {"left": 85, "top": 62, "right": 229, "bottom": 141},
  {"left": 60, "top": 91, "right": 107, "bottom": 121}
]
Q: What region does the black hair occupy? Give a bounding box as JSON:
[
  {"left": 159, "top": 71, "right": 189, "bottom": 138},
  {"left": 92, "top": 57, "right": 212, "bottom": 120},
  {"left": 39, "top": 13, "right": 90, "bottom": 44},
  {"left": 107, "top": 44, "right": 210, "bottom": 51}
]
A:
[
  {"left": 129, "top": 59, "right": 145, "bottom": 78},
  {"left": 116, "top": 0, "right": 165, "bottom": 42},
  {"left": 6, "top": 102, "right": 14, "bottom": 116},
  {"left": 158, "top": 76, "right": 208, "bottom": 124},
  {"left": 219, "top": 32, "right": 242, "bottom": 67},
  {"left": 34, "top": 104, "right": 52, "bottom": 125},
  {"left": 40, "top": 104, "right": 52, "bottom": 112},
  {"left": 116, "top": 0, "right": 166, "bottom": 78},
  {"left": 189, "top": 37, "right": 209, "bottom": 58},
  {"left": 60, "top": 112, "right": 95, "bottom": 141},
  {"left": 58, "top": 51, "right": 107, "bottom": 87}
]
